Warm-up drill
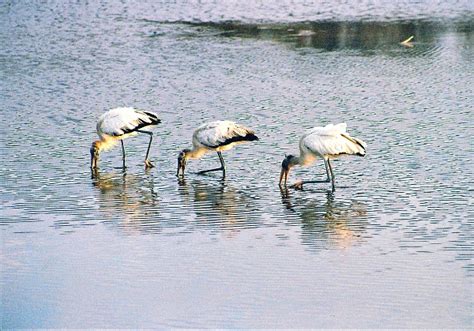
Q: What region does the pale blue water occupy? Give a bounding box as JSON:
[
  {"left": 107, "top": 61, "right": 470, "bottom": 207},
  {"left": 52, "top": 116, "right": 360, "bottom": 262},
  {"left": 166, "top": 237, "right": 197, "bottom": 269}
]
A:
[{"left": 1, "top": 1, "right": 473, "bottom": 328}]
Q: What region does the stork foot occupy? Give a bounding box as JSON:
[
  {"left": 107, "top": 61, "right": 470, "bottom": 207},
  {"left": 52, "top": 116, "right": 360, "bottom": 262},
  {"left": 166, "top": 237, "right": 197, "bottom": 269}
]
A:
[
  {"left": 290, "top": 178, "right": 332, "bottom": 190},
  {"left": 145, "top": 159, "right": 154, "bottom": 168},
  {"left": 290, "top": 180, "right": 304, "bottom": 190}
]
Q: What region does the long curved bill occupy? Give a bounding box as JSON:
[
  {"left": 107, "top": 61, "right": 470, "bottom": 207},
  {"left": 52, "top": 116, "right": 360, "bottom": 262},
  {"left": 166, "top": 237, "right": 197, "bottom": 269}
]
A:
[
  {"left": 279, "top": 168, "right": 289, "bottom": 186},
  {"left": 177, "top": 162, "right": 185, "bottom": 177},
  {"left": 91, "top": 154, "right": 98, "bottom": 169}
]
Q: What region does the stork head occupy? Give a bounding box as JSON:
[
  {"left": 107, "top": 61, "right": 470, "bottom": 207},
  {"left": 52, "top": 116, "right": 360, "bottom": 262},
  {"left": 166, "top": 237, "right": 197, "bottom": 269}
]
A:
[
  {"left": 279, "top": 154, "right": 297, "bottom": 186},
  {"left": 177, "top": 149, "right": 190, "bottom": 177},
  {"left": 90, "top": 141, "right": 100, "bottom": 169}
]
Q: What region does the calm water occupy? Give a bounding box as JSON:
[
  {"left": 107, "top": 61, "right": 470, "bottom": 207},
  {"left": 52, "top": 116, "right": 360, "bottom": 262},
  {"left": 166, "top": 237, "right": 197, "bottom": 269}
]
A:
[{"left": 1, "top": 1, "right": 473, "bottom": 328}]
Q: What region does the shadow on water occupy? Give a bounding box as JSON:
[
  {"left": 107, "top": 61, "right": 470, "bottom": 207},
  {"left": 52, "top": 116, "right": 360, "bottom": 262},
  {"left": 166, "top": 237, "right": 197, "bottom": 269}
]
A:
[
  {"left": 280, "top": 187, "right": 368, "bottom": 250},
  {"left": 91, "top": 169, "right": 160, "bottom": 235},
  {"left": 152, "top": 19, "right": 473, "bottom": 53}
]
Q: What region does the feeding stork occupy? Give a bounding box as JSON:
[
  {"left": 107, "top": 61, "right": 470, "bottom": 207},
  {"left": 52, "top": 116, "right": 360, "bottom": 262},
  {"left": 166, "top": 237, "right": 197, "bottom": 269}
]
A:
[
  {"left": 90, "top": 107, "right": 161, "bottom": 169},
  {"left": 177, "top": 120, "right": 259, "bottom": 177},
  {"left": 279, "top": 123, "right": 366, "bottom": 191}
]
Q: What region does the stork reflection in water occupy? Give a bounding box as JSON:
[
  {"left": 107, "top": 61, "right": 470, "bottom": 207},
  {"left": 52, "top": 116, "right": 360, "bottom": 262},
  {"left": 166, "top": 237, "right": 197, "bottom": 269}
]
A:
[
  {"left": 91, "top": 169, "right": 159, "bottom": 234},
  {"left": 280, "top": 187, "right": 367, "bottom": 250},
  {"left": 177, "top": 178, "right": 261, "bottom": 234}
]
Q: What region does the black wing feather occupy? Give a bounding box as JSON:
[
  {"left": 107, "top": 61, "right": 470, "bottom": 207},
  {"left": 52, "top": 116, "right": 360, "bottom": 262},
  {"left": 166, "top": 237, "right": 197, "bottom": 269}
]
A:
[
  {"left": 205, "top": 132, "right": 259, "bottom": 148},
  {"left": 116, "top": 112, "right": 161, "bottom": 136}
]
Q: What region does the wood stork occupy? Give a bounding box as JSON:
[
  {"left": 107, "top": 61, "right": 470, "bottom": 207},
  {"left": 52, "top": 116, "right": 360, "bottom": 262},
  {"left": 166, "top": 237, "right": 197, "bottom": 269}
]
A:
[
  {"left": 177, "top": 120, "right": 259, "bottom": 177},
  {"left": 279, "top": 123, "right": 366, "bottom": 191},
  {"left": 90, "top": 107, "right": 161, "bottom": 169}
]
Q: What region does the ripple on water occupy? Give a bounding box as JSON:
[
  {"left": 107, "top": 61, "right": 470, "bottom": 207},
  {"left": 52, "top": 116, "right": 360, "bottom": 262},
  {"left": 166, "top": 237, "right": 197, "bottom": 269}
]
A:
[
  {"left": 275, "top": 188, "right": 370, "bottom": 251},
  {"left": 1, "top": 2, "right": 473, "bottom": 327}
]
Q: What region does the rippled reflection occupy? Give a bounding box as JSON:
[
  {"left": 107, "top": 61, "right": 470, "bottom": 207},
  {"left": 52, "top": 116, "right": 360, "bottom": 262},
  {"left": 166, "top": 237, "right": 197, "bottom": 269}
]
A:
[
  {"left": 281, "top": 188, "right": 368, "bottom": 250},
  {"left": 177, "top": 178, "right": 262, "bottom": 234},
  {"left": 91, "top": 169, "right": 160, "bottom": 234},
  {"left": 1, "top": 1, "right": 473, "bottom": 327}
]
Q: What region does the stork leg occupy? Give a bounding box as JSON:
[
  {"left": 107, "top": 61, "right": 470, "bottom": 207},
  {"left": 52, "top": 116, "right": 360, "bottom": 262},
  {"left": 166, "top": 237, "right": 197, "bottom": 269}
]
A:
[
  {"left": 327, "top": 159, "right": 336, "bottom": 191},
  {"left": 137, "top": 130, "right": 154, "bottom": 168},
  {"left": 291, "top": 158, "right": 333, "bottom": 190},
  {"left": 121, "top": 140, "right": 126, "bottom": 168},
  {"left": 197, "top": 151, "right": 226, "bottom": 177}
]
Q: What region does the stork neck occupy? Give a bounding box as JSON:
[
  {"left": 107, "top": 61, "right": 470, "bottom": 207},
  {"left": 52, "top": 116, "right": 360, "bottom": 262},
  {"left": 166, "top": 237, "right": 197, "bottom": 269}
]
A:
[
  {"left": 295, "top": 153, "right": 317, "bottom": 167},
  {"left": 290, "top": 155, "right": 303, "bottom": 167},
  {"left": 95, "top": 137, "right": 117, "bottom": 151},
  {"left": 185, "top": 147, "right": 208, "bottom": 160}
]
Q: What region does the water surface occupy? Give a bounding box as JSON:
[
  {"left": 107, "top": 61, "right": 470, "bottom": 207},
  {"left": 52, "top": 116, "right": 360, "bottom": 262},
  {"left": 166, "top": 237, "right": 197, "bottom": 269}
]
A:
[{"left": 1, "top": 1, "right": 473, "bottom": 328}]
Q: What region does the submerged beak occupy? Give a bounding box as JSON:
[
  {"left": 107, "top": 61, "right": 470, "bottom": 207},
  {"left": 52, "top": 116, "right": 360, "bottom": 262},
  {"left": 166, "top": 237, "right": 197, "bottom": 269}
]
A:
[
  {"left": 279, "top": 167, "right": 289, "bottom": 186},
  {"left": 177, "top": 156, "right": 186, "bottom": 177},
  {"left": 91, "top": 155, "right": 98, "bottom": 169},
  {"left": 90, "top": 148, "right": 98, "bottom": 169}
]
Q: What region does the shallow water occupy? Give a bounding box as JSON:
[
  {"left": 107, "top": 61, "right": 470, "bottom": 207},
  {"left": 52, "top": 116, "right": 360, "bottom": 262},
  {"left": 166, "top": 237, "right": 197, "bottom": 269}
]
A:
[{"left": 1, "top": 1, "right": 473, "bottom": 328}]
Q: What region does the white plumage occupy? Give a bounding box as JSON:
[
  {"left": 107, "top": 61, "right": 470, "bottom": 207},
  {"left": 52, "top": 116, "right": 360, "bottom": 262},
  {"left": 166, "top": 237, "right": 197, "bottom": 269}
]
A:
[
  {"left": 177, "top": 120, "right": 259, "bottom": 177},
  {"left": 97, "top": 107, "right": 157, "bottom": 138},
  {"left": 90, "top": 107, "right": 160, "bottom": 169},
  {"left": 280, "top": 123, "right": 366, "bottom": 190},
  {"left": 193, "top": 120, "right": 257, "bottom": 150},
  {"left": 301, "top": 123, "right": 366, "bottom": 159}
]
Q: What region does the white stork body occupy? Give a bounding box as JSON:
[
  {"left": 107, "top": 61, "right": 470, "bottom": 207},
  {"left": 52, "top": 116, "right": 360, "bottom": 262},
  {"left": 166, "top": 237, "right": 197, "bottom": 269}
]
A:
[
  {"left": 177, "top": 120, "right": 259, "bottom": 177},
  {"left": 280, "top": 123, "right": 366, "bottom": 190},
  {"left": 90, "top": 107, "right": 160, "bottom": 169}
]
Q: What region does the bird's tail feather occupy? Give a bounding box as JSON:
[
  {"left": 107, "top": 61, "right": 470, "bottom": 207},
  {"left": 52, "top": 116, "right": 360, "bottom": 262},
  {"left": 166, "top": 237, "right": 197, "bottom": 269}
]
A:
[
  {"left": 341, "top": 133, "right": 366, "bottom": 156},
  {"left": 143, "top": 111, "right": 161, "bottom": 125}
]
